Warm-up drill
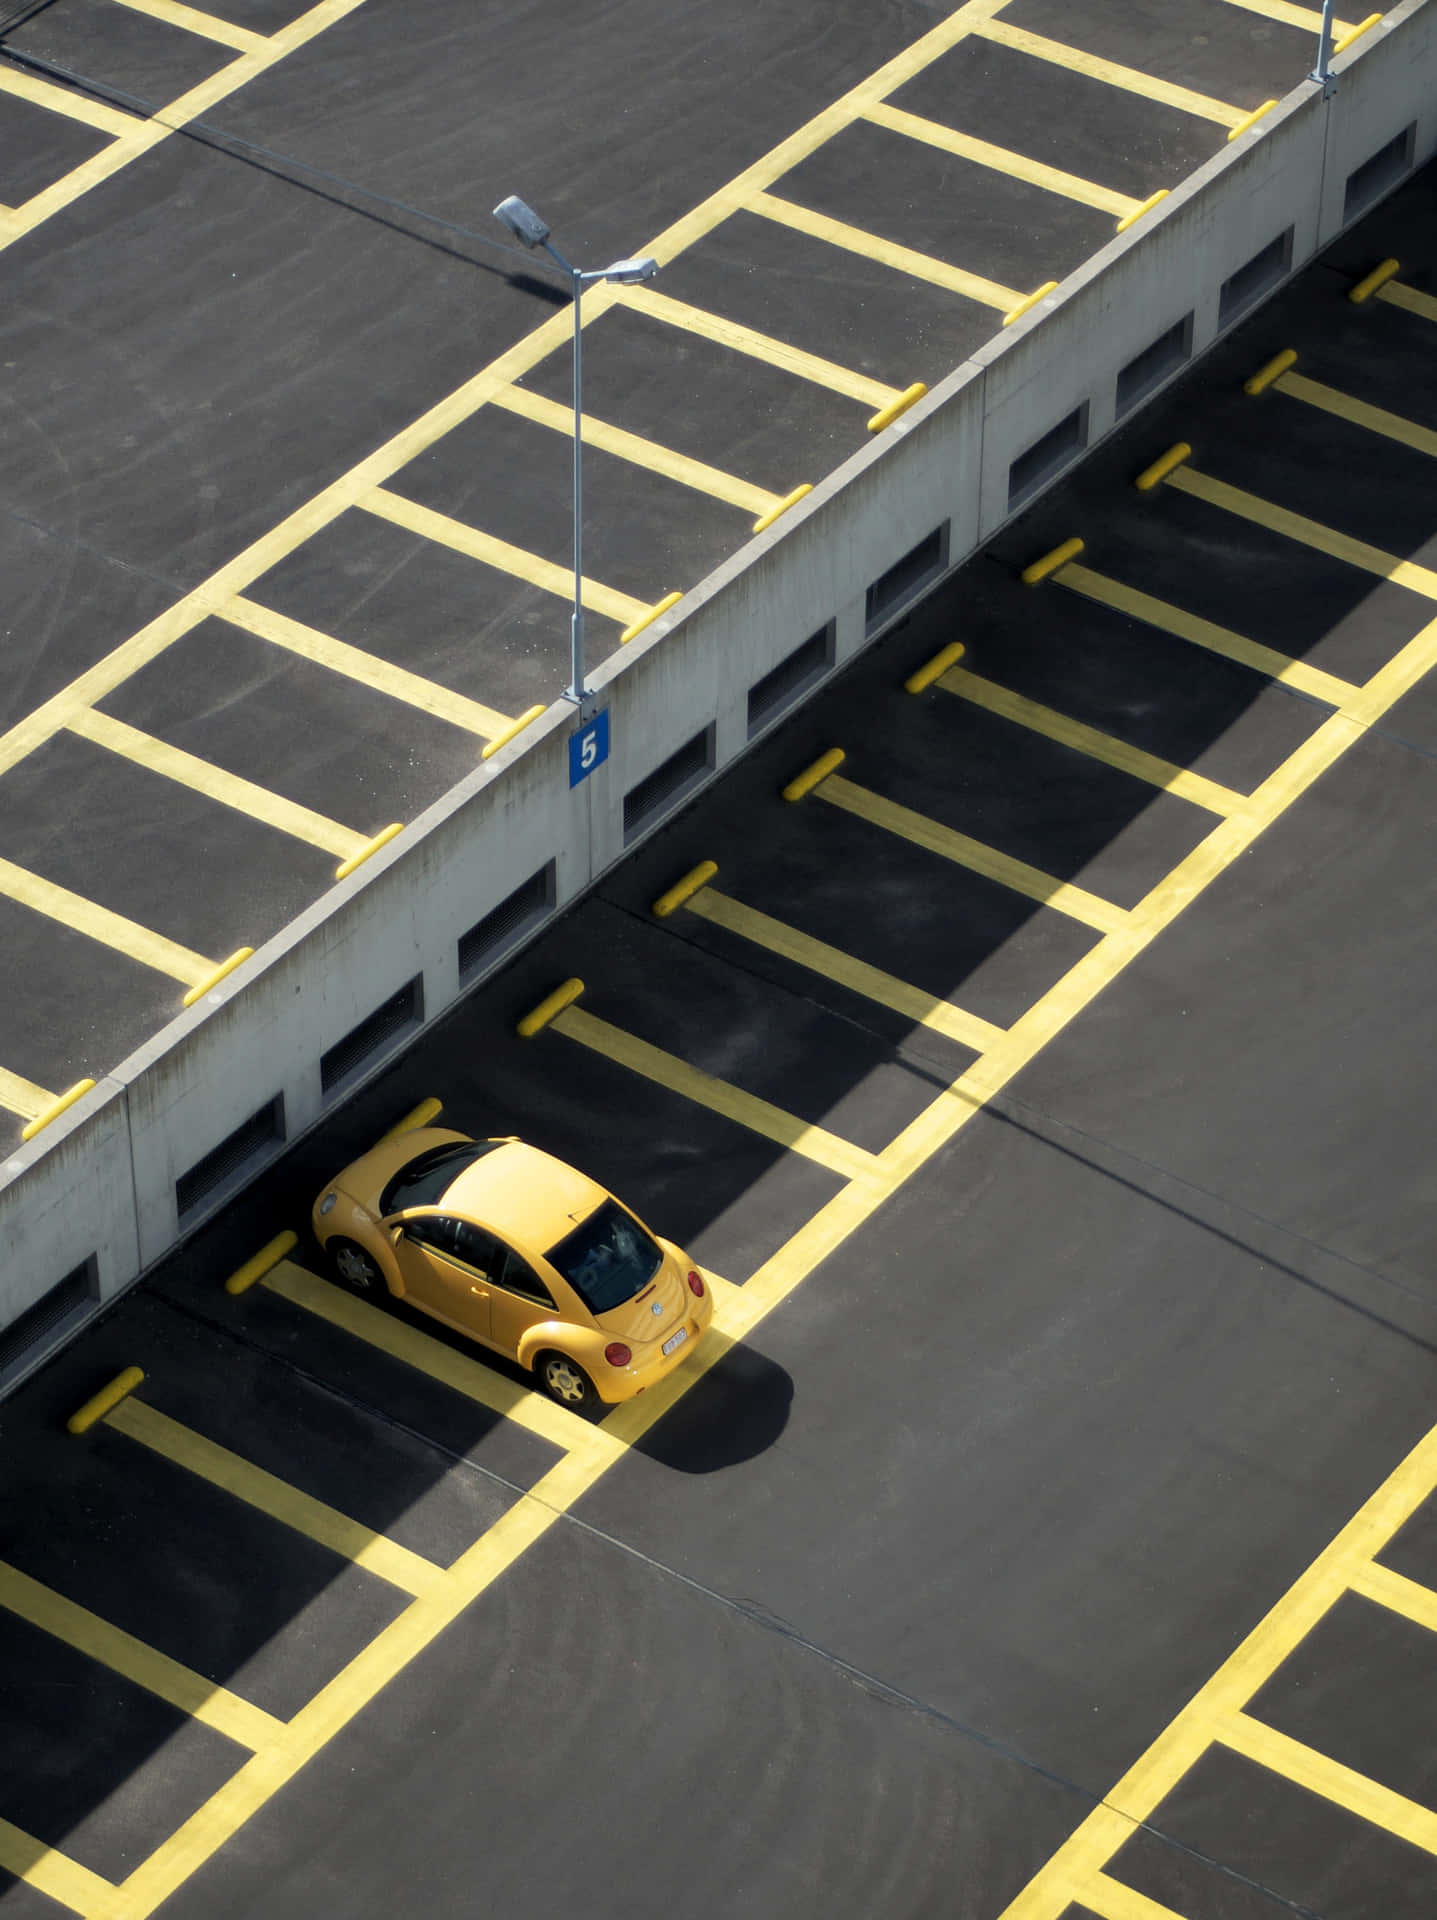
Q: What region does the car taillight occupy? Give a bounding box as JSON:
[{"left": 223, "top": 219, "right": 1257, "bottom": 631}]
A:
[
  {"left": 687, "top": 1270, "right": 705, "bottom": 1298},
  {"left": 604, "top": 1343, "right": 632, "bottom": 1368}
]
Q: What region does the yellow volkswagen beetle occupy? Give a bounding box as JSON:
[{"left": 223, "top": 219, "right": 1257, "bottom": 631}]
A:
[{"left": 311, "top": 1127, "right": 713, "bottom": 1411}]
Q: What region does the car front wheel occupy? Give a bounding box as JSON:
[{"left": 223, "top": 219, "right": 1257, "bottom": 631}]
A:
[
  {"left": 535, "top": 1351, "right": 599, "bottom": 1413},
  {"left": 328, "top": 1237, "right": 384, "bottom": 1298}
]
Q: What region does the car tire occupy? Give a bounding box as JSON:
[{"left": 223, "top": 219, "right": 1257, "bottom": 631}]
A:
[
  {"left": 535, "top": 1350, "right": 599, "bottom": 1413},
  {"left": 328, "top": 1237, "right": 384, "bottom": 1298}
]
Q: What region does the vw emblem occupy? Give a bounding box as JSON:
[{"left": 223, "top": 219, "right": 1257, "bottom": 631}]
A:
[{"left": 651, "top": 1301, "right": 664, "bottom": 1316}]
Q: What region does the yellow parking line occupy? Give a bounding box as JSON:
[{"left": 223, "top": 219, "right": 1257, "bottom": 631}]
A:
[
  {"left": 938, "top": 666, "right": 1245, "bottom": 813},
  {"left": 109, "top": 0, "right": 267, "bottom": 51},
  {"left": 363, "top": 488, "right": 649, "bottom": 628},
  {"left": 67, "top": 708, "right": 363, "bottom": 861},
  {"left": 975, "top": 19, "right": 1248, "bottom": 127},
  {"left": 552, "top": 1003, "right": 883, "bottom": 1184},
  {"left": 491, "top": 384, "right": 777, "bottom": 516},
  {"left": 1216, "top": 0, "right": 1355, "bottom": 31},
  {"left": 1274, "top": 370, "right": 1437, "bottom": 458},
  {"left": 1378, "top": 280, "right": 1437, "bottom": 323},
  {"left": 1166, "top": 464, "right": 1437, "bottom": 600},
  {"left": 0, "top": 65, "right": 138, "bottom": 137},
  {"left": 818, "top": 773, "right": 1129, "bottom": 934},
  {"left": 685, "top": 884, "right": 1007, "bottom": 1053},
  {"left": 1219, "top": 1711, "right": 1437, "bottom": 1851},
  {"left": 0, "top": 1558, "right": 282, "bottom": 1750},
  {"left": 616, "top": 283, "right": 898, "bottom": 408},
  {"left": 221, "top": 596, "right": 514, "bottom": 741},
  {"left": 1060, "top": 563, "right": 1361, "bottom": 707},
  {"left": 0, "top": 1065, "right": 54, "bottom": 1121},
  {"left": 863, "top": 103, "right": 1138, "bottom": 218},
  {"left": 0, "top": 855, "right": 210, "bottom": 986},
  {"left": 1349, "top": 1558, "right": 1437, "bottom": 1634},
  {"left": 749, "top": 190, "right": 1024, "bottom": 310},
  {"left": 1077, "top": 1874, "right": 1186, "bottom": 1920},
  {"left": 106, "top": 1396, "right": 444, "bottom": 1597},
  {"left": 0, "top": 1818, "right": 123, "bottom": 1920},
  {"left": 261, "top": 1258, "right": 616, "bottom": 1465}
]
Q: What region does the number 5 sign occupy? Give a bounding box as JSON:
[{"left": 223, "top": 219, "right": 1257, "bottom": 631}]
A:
[{"left": 568, "top": 709, "right": 610, "bottom": 788}]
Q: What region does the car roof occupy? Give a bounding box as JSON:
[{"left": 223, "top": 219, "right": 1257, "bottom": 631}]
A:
[{"left": 444, "top": 1140, "right": 608, "bottom": 1255}]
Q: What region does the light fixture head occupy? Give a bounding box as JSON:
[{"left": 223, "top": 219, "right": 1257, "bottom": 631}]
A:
[
  {"left": 603, "top": 256, "right": 660, "bottom": 285},
  {"left": 493, "top": 195, "right": 550, "bottom": 249}
]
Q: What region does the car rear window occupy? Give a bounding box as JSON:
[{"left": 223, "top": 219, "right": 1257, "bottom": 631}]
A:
[
  {"left": 547, "top": 1199, "right": 662, "bottom": 1315},
  {"left": 380, "top": 1141, "right": 500, "bottom": 1216}
]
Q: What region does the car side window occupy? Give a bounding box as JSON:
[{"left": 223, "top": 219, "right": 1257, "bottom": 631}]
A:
[
  {"left": 451, "top": 1221, "right": 500, "bottom": 1277},
  {"left": 496, "top": 1246, "right": 555, "bottom": 1308},
  {"left": 404, "top": 1214, "right": 460, "bottom": 1257}
]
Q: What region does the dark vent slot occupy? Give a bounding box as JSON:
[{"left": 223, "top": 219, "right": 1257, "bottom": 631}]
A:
[
  {"left": 176, "top": 1095, "right": 284, "bottom": 1219},
  {"left": 1344, "top": 125, "right": 1414, "bottom": 222},
  {"left": 747, "top": 626, "right": 833, "bottom": 735},
  {"left": 1218, "top": 229, "right": 1293, "bottom": 327},
  {"left": 0, "top": 1258, "right": 98, "bottom": 1380},
  {"left": 459, "top": 864, "right": 555, "bottom": 982},
  {"left": 623, "top": 726, "right": 713, "bottom": 841},
  {"left": 1008, "top": 402, "right": 1089, "bottom": 510},
  {"left": 321, "top": 979, "right": 423, "bottom": 1094},
  {"left": 865, "top": 526, "right": 948, "bottom": 636},
  {"left": 1116, "top": 314, "right": 1193, "bottom": 416}
]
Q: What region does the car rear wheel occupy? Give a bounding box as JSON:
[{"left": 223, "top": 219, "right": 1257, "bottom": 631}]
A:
[
  {"left": 535, "top": 1350, "right": 598, "bottom": 1413},
  {"left": 328, "top": 1237, "right": 384, "bottom": 1298}
]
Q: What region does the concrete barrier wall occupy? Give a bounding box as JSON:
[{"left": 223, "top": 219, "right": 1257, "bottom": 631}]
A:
[{"left": 3, "top": 0, "right": 1432, "bottom": 1382}]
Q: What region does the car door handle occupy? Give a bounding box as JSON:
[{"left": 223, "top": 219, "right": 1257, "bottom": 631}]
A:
[{"left": 470, "top": 1285, "right": 489, "bottom": 1297}]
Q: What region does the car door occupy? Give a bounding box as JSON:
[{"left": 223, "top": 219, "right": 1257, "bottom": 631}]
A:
[
  {"left": 391, "top": 1214, "right": 492, "bottom": 1342},
  {"left": 484, "top": 1243, "right": 561, "bottom": 1362}
]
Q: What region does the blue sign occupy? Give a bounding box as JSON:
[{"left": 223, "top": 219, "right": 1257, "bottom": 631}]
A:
[{"left": 569, "top": 709, "right": 610, "bottom": 788}]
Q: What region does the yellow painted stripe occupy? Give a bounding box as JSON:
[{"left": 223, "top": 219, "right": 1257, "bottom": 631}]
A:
[
  {"left": 1060, "top": 563, "right": 1359, "bottom": 706},
  {"left": 0, "top": 1817, "right": 123, "bottom": 1920},
  {"left": 553, "top": 1003, "right": 883, "bottom": 1183},
  {"left": 0, "top": 1559, "right": 281, "bottom": 1749},
  {"left": 938, "top": 667, "right": 1245, "bottom": 813},
  {"left": 261, "top": 1259, "right": 610, "bottom": 1463},
  {"left": 976, "top": 19, "right": 1247, "bottom": 127},
  {"left": 363, "top": 488, "right": 649, "bottom": 628},
  {"left": 1167, "top": 464, "right": 1437, "bottom": 600},
  {"left": 67, "top": 708, "right": 363, "bottom": 860},
  {"left": 1379, "top": 280, "right": 1437, "bottom": 323},
  {"left": 819, "top": 773, "right": 1129, "bottom": 934},
  {"left": 221, "top": 596, "right": 513, "bottom": 740},
  {"left": 750, "top": 190, "right": 1023, "bottom": 309},
  {"left": 110, "top": 0, "right": 267, "bottom": 51},
  {"left": 617, "top": 283, "right": 897, "bottom": 407},
  {"left": 106, "top": 1397, "right": 443, "bottom": 1597},
  {"left": 1349, "top": 1559, "right": 1437, "bottom": 1634},
  {"left": 687, "top": 885, "right": 1006, "bottom": 1053},
  {"left": 0, "top": 1066, "right": 54, "bottom": 1121},
  {"left": 1216, "top": 0, "right": 1355, "bottom": 31},
  {"left": 1, "top": 1, "right": 371, "bottom": 257},
  {"left": 0, "top": 65, "right": 138, "bottom": 136},
  {"left": 0, "top": 855, "right": 208, "bottom": 984},
  {"left": 1082, "top": 1874, "right": 1189, "bottom": 1920},
  {"left": 1219, "top": 1711, "right": 1437, "bottom": 1852},
  {"left": 863, "top": 102, "right": 1138, "bottom": 217},
  {"left": 1276, "top": 371, "right": 1437, "bottom": 458},
  {"left": 491, "top": 385, "right": 776, "bottom": 516}
]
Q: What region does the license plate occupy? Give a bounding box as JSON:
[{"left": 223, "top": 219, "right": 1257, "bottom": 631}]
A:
[{"left": 661, "top": 1326, "right": 688, "bottom": 1358}]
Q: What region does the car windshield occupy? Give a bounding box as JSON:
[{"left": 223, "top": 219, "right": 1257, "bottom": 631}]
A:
[
  {"left": 546, "top": 1199, "right": 663, "bottom": 1315},
  {"left": 380, "top": 1141, "right": 500, "bottom": 1216}
]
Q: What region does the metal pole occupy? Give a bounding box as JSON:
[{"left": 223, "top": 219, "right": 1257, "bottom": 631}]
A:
[
  {"left": 1311, "top": 0, "right": 1338, "bottom": 88},
  {"left": 568, "top": 264, "right": 585, "bottom": 704}
]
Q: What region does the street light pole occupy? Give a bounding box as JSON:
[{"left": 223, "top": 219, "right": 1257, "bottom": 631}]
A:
[
  {"left": 1311, "top": 0, "right": 1339, "bottom": 92},
  {"left": 493, "top": 195, "right": 658, "bottom": 706}
]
